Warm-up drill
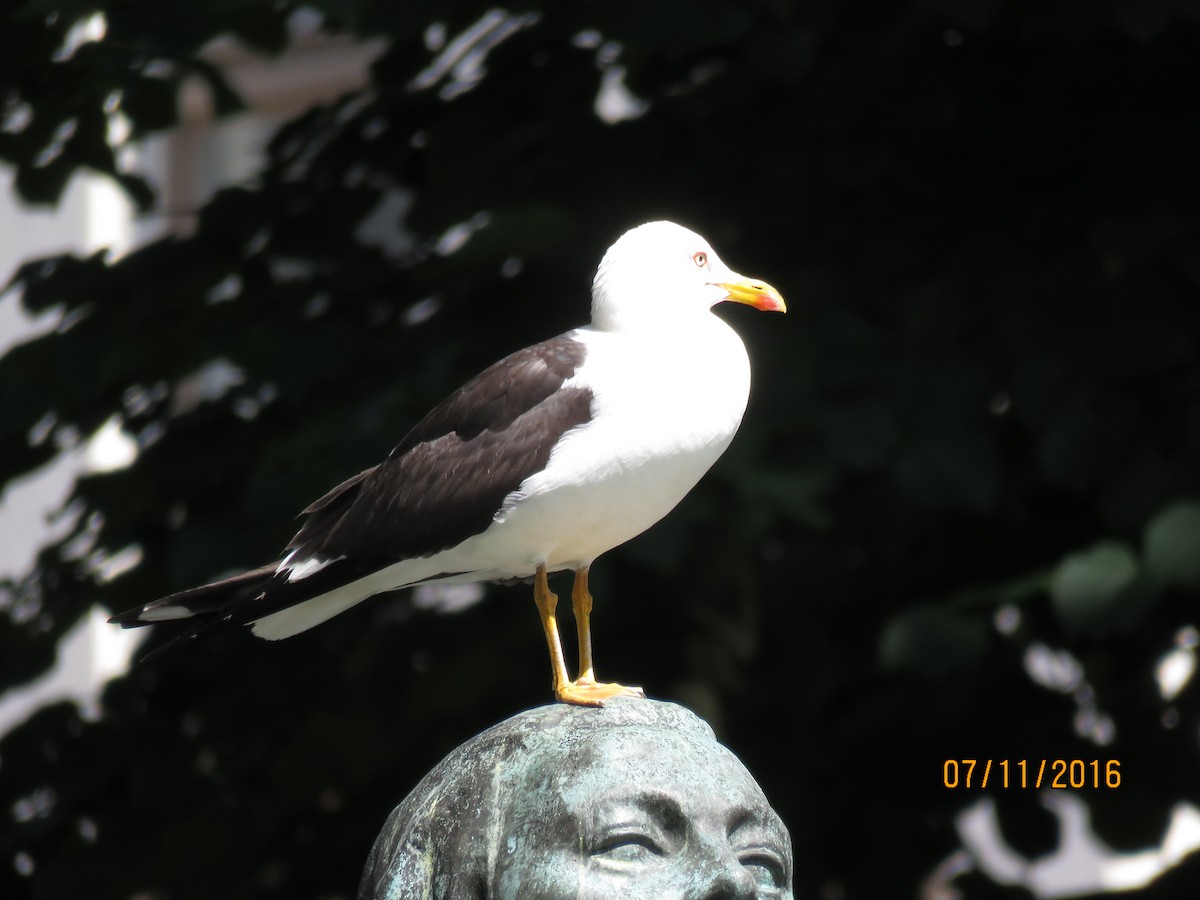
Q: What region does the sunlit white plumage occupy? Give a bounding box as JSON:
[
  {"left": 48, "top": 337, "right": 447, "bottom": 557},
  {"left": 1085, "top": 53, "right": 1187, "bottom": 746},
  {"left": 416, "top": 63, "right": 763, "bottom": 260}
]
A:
[{"left": 112, "top": 220, "right": 785, "bottom": 704}]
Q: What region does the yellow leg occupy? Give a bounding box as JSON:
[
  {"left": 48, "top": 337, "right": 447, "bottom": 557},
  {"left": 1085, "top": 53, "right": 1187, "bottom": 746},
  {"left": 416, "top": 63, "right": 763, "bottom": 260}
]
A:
[
  {"left": 539, "top": 567, "right": 643, "bottom": 706},
  {"left": 533, "top": 564, "right": 570, "bottom": 698},
  {"left": 533, "top": 564, "right": 645, "bottom": 706},
  {"left": 572, "top": 566, "right": 596, "bottom": 684}
]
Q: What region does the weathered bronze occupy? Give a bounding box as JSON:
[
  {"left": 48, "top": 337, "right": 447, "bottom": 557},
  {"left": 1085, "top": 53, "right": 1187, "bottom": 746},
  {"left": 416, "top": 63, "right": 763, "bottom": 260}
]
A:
[{"left": 359, "top": 698, "right": 793, "bottom": 899}]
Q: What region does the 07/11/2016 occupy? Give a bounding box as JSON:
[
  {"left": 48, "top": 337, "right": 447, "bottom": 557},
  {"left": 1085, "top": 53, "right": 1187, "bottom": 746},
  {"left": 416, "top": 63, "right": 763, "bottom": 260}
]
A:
[{"left": 943, "top": 758, "right": 1121, "bottom": 790}]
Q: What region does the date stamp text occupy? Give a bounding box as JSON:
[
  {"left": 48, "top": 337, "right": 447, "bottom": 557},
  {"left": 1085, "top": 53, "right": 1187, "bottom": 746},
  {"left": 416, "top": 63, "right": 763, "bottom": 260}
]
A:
[{"left": 943, "top": 759, "right": 1121, "bottom": 789}]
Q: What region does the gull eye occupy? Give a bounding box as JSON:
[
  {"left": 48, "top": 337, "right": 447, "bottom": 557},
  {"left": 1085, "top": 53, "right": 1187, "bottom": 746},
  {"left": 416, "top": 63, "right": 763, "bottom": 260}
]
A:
[{"left": 692, "top": 251, "right": 708, "bottom": 268}]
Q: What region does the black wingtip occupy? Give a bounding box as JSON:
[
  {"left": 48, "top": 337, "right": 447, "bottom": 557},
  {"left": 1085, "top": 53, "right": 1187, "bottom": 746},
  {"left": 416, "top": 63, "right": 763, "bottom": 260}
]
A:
[{"left": 136, "top": 613, "right": 233, "bottom": 663}]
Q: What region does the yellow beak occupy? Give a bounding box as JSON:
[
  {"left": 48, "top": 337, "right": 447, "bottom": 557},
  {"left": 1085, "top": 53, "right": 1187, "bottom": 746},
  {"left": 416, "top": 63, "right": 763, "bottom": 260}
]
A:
[{"left": 717, "top": 276, "right": 787, "bottom": 313}]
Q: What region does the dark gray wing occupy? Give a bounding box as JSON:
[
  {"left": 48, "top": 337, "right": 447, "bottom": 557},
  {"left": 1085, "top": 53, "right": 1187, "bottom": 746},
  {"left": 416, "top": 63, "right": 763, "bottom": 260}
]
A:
[
  {"left": 285, "top": 333, "right": 593, "bottom": 563},
  {"left": 110, "top": 333, "right": 594, "bottom": 644}
]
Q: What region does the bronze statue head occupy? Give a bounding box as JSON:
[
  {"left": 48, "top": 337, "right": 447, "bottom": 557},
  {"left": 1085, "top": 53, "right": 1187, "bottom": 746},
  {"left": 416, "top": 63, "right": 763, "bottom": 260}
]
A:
[{"left": 359, "top": 699, "right": 793, "bottom": 899}]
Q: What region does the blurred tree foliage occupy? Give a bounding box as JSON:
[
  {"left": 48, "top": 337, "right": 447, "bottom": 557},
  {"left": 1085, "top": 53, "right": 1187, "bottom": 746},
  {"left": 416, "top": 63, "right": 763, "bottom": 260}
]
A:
[{"left": 3, "top": 0, "right": 1200, "bottom": 897}]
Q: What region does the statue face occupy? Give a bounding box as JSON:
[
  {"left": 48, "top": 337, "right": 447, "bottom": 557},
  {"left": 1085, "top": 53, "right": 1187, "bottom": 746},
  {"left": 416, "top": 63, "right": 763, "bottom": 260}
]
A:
[{"left": 494, "top": 727, "right": 793, "bottom": 899}]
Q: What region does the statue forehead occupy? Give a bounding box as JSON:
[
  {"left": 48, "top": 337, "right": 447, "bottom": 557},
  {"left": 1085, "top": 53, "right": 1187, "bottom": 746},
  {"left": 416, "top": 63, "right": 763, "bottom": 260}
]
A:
[
  {"left": 481, "top": 702, "right": 772, "bottom": 818},
  {"left": 452, "top": 698, "right": 715, "bottom": 767},
  {"left": 512, "top": 697, "right": 718, "bottom": 742},
  {"left": 555, "top": 726, "right": 767, "bottom": 814},
  {"left": 407, "top": 703, "right": 769, "bottom": 818}
]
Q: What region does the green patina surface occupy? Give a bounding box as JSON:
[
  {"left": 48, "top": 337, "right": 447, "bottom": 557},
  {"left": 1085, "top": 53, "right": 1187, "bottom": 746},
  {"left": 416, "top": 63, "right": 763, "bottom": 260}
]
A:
[{"left": 360, "top": 699, "right": 793, "bottom": 900}]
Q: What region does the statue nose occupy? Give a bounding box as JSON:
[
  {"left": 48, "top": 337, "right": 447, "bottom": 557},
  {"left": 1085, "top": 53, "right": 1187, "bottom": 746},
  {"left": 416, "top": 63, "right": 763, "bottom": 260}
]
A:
[{"left": 695, "top": 846, "right": 760, "bottom": 899}]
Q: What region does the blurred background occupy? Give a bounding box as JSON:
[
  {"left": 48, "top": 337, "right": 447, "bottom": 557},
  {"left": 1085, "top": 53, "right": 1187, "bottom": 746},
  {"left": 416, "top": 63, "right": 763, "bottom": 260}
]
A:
[{"left": 2, "top": 1, "right": 1199, "bottom": 897}]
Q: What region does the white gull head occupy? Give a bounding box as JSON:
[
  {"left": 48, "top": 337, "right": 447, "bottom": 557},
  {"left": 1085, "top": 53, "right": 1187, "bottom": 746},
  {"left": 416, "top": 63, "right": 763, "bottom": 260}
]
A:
[{"left": 589, "top": 221, "right": 785, "bottom": 333}]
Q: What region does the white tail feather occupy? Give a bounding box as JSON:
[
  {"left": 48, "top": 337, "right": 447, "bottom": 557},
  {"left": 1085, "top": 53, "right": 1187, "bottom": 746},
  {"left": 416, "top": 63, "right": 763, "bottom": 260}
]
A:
[{"left": 249, "top": 585, "right": 373, "bottom": 640}]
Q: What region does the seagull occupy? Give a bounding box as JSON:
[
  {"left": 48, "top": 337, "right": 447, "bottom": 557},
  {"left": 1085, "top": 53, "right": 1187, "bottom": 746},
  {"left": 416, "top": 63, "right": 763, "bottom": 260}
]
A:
[{"left": 110, "top": 221, "right": 785, "bottom": 706}]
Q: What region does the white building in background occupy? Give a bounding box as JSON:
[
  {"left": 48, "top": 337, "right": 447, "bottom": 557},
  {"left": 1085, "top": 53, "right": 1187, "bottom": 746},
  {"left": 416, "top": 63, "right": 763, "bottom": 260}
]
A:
[{"left": 0, "top": 17, "right": 385, "bottom": 738}]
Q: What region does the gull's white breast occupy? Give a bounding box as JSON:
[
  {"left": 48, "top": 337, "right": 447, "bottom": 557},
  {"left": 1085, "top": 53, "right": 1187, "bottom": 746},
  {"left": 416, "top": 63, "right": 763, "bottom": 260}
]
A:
[{"left": 481, "top": 316, "right": 752, "bottom": 573}]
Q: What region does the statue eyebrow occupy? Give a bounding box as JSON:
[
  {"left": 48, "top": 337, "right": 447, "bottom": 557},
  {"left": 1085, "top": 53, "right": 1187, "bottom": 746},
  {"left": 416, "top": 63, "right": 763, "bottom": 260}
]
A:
[
  {"left": 726, "top": 807, "right": 788, "bottom": 845},
  {"left": 592, "top": 789, "right": 688, "bottom": 833}
]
